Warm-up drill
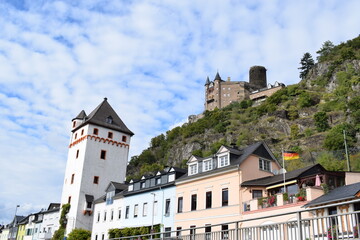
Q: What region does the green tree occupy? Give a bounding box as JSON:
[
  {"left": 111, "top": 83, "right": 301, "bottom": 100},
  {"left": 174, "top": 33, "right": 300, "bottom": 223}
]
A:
[
  {"left": 314, "top": 112, "right": 330, "bottom": 132},
  {"left": 67, "top": 229, "right": 91, "bottom": 240},
  {"left": 290, "top": 124, "right": 300, "bottom": 140},
  {"left": 287, "top": 106, "right": 299, "bottom": 120},
  {"left": 51, "top": 204, "right": 70, "bottom": 240},
  {"left": 317, "top": 152, "right": 345, "bottom": 171},
  {"left": 316, "top": 40, "right": 335, "bottom": 61},
  {"left": 323, "top": 123, "right": 357, "bottom": 151},
  {"left": 298, "top": 52, "right": 315, "bottom": 79}
]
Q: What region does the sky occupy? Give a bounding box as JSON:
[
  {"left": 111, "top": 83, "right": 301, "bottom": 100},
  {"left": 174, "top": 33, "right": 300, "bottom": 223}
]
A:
[{"left": 0, "top": 0, "right": 359, "bottom": 224}]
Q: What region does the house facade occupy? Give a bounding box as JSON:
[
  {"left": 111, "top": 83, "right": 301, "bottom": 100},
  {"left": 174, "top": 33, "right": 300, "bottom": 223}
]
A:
[
  {"left": 174, "top": 142, "right": 282, "bottom": 232},
  {"left": 91, "top": 167, "right": 186, "bottom": 240}
]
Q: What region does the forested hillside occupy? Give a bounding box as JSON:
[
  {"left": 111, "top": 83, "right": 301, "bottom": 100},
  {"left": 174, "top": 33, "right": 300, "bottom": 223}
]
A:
[{"left": 126, "top": 36, "right": 360, "bottom": 181}]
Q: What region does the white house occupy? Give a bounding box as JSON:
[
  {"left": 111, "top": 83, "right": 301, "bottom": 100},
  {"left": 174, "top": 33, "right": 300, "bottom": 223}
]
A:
[
  {"left": 38, "top": 203, "right": 60, "bottom": 240},
  {"left": 60, "top": 98, "right": 134, "bottom": 234},
  {"left": 91, "top": 167, "right": 187, "bottom": 240}
]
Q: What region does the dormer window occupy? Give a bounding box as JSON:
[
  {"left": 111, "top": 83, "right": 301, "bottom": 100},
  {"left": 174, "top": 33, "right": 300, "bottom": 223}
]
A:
[
  {"left": 156, "top": 178, "right": 161, "bottom": 185},
  {"left": 128, "top": 184, "right": 133, "bottom": 191},
  {"left": 168, "top": 174, "right": 175, "bottom": 182},
  {"left": 218, "top": 154, "right": 229, "bottom": 168},
  {"left": 189, "top": 163, "right": 198, "bottom": 175},
  {"left": 203, "top": 159, "right": 213, "bottom": 172},
  {"left": 141, "top": 182, "right": 146, "bottom": 189},
  {"left": 106, "top": 191, "right": 115, "bottom": 205},
  {"left": 106, "top": 116, "right": 113, "bottom": 124}
]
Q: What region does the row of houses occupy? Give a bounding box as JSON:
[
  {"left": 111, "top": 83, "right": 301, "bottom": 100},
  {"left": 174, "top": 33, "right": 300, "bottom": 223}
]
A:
[{"left": 2, "top": 99, "right": 360, "bottom": 240}]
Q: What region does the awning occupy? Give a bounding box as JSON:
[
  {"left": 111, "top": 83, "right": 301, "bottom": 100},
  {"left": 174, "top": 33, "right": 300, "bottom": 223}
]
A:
[
  {"left": 85, "top": 194, "right": 94, "bottom": 202},
  {"left": 266, "top": 180, "right": 297, "bottom": 190}
]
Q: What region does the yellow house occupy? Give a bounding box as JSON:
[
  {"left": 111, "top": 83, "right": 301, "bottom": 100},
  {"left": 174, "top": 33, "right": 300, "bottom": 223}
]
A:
[
  {"left": 174, "top": 142, "right": 282, "bottom": 233},
  {"left": 16, "top": 216, "right": 28, "bottom": 240}
]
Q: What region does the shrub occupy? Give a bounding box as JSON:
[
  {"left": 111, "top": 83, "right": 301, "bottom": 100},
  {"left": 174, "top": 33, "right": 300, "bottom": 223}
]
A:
[
  {"left": 314, "top": 112, "right": 330, "bottom": 132},
  {"left": 67, "top": 229, "right": 91, "bottom": 240}
]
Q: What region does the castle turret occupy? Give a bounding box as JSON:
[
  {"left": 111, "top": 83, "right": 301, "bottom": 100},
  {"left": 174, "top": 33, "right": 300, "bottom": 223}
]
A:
[
  {"left": 205, "top": 76, "right": 210, "bottom": 86},
  {"left": 249, "top": 66, "right": 267, "bottom": 89},
  {"left": 60, "top": 98, "right": 133, "bottom": 235}
]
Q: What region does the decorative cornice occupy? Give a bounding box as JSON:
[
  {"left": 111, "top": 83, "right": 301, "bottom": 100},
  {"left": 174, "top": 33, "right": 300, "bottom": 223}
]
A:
[{"left": 69, "top": 135, "right": 130, "bottom": 148}]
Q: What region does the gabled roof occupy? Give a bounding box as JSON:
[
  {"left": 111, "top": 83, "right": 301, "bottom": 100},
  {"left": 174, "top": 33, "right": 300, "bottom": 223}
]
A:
[
  {"left": 241, "top": 164, "right": 325, "bottom": 187},
  {"left": 47, "top": 203, "right": 60, "bottom": 211},
  {"left": 304, "top": 182, "right": 360, "bottom": 208},
  {"left": 105, "top": 181, "right": 128, "bottom": 193},
  {"left": 73, "top": 110, "right": 87, "bottom": 121},
  {"left": 72, "top": 98, "right": 134, "bottom": 136}
]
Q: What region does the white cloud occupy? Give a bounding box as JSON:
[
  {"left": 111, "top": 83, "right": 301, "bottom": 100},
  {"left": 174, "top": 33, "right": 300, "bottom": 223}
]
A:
[{"left": 0, "top": 0, "right": 360, "bottom": 223}]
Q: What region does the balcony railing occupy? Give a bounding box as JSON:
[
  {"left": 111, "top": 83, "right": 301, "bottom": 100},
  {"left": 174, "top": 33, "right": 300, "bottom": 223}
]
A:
[{"left": 108, "top": 199, "right": 360, "bottom": 240}]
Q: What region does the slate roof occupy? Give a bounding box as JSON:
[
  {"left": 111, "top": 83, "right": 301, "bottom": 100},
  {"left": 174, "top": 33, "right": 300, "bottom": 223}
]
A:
[
  {"left": 304, "top": 182, "right": 360, "bottom": 208},
  {"left": 241, "top": 164, "right": 325, "bottom": 187},
  {"left": 205, "top": 76, "right": 211, "bottom": 86},
  {"left": 72, "top": 98, "right": 134, "bottom": 136},
  {"left": 214, "top": 72, "right": 222, "bottom": 81},
  {"left": 73, "top": 110, "right": 87, "bottom": 120}
]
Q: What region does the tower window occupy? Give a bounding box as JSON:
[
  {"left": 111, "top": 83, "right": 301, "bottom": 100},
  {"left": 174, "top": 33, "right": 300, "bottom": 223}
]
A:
[
  {"left": 71, "top": 174, "right": 75, "bottom": 184},
  {"left": 100, "top": 150, "right": 106, "bottom": 160},
  {"left": 93, "top": 128, "right": 98, "bottom": 135},
  {"left": 93, "top": 176, "right": 99, "bottom": 184},
  {"left": 106, "top": 116, "right": 113, "bottom": 124},
  {"left": 72, "top": 121, "right": 76, "bottom": 128},
  {"left": 76, "top": 150, "right": 79, "bottom": 159},
  {"left": 68, "top": 196, "right": 71, "bottom": 204},
  {"left": 81, "top": 129, "right": 84, "bottom": 136},
  {"left": 75, "top": 133, "right": 77, "bottom": 140},
  {"left": 122, "top": 136, "right": 127, "bottom": 142},
  {"left": 108, "top": 132, "right": 113, "bottom": 139}
]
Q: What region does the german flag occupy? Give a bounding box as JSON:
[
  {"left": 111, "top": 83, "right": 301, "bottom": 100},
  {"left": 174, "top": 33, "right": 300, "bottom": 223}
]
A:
[{"left": 283, "top": 151, "right": 300, "bottom": 160}]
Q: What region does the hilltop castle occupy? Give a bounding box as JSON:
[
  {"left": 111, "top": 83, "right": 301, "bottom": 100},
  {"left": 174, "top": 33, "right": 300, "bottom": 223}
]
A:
[{"left": 204, "top": 66, "right": 284, "bottom": 111}]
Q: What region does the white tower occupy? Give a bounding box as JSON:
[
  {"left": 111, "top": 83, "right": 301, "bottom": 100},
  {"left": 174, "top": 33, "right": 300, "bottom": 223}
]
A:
[{"left": 60, "top": 98, "right": 134, "bottom": 234}]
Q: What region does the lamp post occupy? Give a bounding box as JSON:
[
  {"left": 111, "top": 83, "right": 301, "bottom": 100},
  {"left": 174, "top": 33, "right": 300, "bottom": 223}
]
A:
[
  {"left": 150, "top": 193, "right": 156, "bottom": 239},
  {"left": 12, "top": 205, "right": 20, "bottom": 240}
]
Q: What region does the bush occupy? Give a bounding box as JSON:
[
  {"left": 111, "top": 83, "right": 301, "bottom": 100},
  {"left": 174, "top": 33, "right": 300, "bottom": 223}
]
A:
[
  {"left": 323, "top": 123, "right": 357, "bottom": 151},
  {"left": 67, "top": 229, "right": 91, "bottom": 240},
  {"left": 314, "top": 112, "right": 330, "bottom": 132},
  {"left": 51, "top": 228, "right": 65, "bottom": 240}
]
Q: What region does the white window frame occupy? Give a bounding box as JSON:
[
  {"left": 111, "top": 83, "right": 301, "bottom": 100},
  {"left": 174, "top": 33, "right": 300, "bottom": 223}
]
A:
[
  {"left": 218, "top": 154, "right": 230, "bottom": 168},
  {"left": 143, "top": 202, "right": 148, "bottom": 216},
  {"left": 202, "top": 159, "right": 213, "bottom": 172},
  {"left": 259, "top": 158, "right": 271, "bottom": 172},
  {"left": 168, "top": 174, "right": 175, "bottom": 182},
  {"left": 189, "top": 163, "right": 198, "bottom": 175}
]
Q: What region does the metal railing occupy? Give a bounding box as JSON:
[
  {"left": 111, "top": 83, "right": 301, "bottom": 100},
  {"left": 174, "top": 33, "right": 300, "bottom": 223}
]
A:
[{"left": 108, "top": 199, "right": 360, "bottom": 240}]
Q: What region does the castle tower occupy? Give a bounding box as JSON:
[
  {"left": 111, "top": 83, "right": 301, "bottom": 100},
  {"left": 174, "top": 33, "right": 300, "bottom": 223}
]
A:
[
  {"left": 249, "top": 66, "right": 267, "bottom": 89},
  {"left": 60, "top": 98, "right": 134, "bottom": 234}
]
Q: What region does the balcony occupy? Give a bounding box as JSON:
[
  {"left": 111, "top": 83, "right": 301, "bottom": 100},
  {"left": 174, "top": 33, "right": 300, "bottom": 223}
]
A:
[{"left": 38, "top": 231, "right": 52, "bottom": 239}]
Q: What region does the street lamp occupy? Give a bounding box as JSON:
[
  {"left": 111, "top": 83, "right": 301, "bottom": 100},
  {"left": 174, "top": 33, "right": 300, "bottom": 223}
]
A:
[
  {"left": 150, "top": 193, "right": 156, "bottom": 238},
  {"left": 13, "top": 205, "right": 20, "bottom": 227}
]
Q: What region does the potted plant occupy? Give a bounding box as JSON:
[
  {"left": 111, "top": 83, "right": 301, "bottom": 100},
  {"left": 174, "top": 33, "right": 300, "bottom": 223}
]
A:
[
  {"left": 267, "top": 196, "right": 276, "bottom": 207},
  {"left": 296, "top": 188, "right": 306, "bottom": 201},
  {"left": 283, "top": 192, "right": 289, "bottom": 203}
]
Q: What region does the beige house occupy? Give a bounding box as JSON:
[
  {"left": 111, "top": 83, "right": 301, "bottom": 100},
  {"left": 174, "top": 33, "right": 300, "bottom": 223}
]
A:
[{"left": 174, "top": 142, "right": 282, "bottom": 232}]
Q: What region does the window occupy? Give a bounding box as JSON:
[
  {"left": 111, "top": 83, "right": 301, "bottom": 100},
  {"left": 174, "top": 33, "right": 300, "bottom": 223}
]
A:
[
  {"left": 71, "top": 174, "right": 75, "bottom": 184},
  {"left": 252, "top": 190, "right": 262, "bottom": 199},
  {"left": 154, "top": 201, "right": 158, "bottom": 216},
  {"left": 95, "top": 235, "right": 98, "bottom": 240},
  {"left": 68, "top": 196, "right": 71, "bottom": 204},
  {"left": 93, "top": 128, "right": 98, "bottom": 135},
  {"left": 76, "top": 150, "right": 79, "bottom": 159},
  {"left": 218, "top": 155, "right": 229, "bottom": 167},
  {"left": 143, "top": 203, "right": 148, "bottom": 216},
  {"left": 222, "top": 188, "right": 229, "bottom": 206},
  {"left": 72, "top": 121, "right": 76, "bottom": 128},
  {"left": 81, "top": 129, "right": 84, "bottom": 135},
  {"left": 259, "top": 158, "right": 271, "bottom": 171},
  {"left": 97, "top": 212, "right": 100, "bottom": 222},
  {"left": 106, "top": 191, "right": 115, "bottom": 205},
  {"left": 176, "top": 227, "right": 182, "bottom": 237},
  {"left": 108, "top": 132, "right": 113, "bottom": 139},
  {"left": 191, "top": 194, "right": 197, "bottom": 211},
  {"left": 110, "top": 209, "right": 114, "bottom": 221},
  {"left": 106, "top": 116, "right": 113, "bottom": 124},
  {"left": 102, "top": 234, "right": 104, "bottom": 240},
  {"left": 75, "top": 133, "right": 77, "bottom": 139},
  {"left": 222, "top": 225, "right": 229, "bottom": 239},
  {"left": 190, "top": 226, "right": 196, "bottom": 240},
  {"left": 125, "top": 206, "right": 129, "bottom": 219},
  {"left": 165, "top": 199, "right": 170, "bottom": 216},
  {"left": 134, "top": 204, "right": 138, "bottom": 218},
  {"left": 203, "top": 159, "right": 212, "bottom": 171},
  {"left": 156, "top": 178, "right": 161, "bottom": 185},
  {"left": 168, "top": 174, "right": 175, "bottom": 182},
  {"left": 100, "top": 150, "right": 106, "bottom": 160},
  {"left": 141, "top": 182, "right": 146, "bottom": 188},
  {"left": 122, "top": 135, "right": 127, "bottom": 142},
  {"left": 164, "top": 227, "right": 171, "bottom": 238},
  {"left": 118, "top": 208, "right": 122, "bottom": 219},
  {"left": 86, "top": 201, "right": 92, "bottom": 209},
  {"left": 189, "top": 163, "right": 198, "bottom": 175},
  {"left": 93, "top": 176, "right": 99, "bottom": 184},
  {"left": 177, "top": 197, "right": 183, "bottom": 213},
  {"left": 206, "top": 192, "right": 212, "bottom": 209},
  {"left": 103, "top": 211, "right": 107, "bottom": 221},
  {"left": 205, "top": 225, "right": 211, "bottom": 240}
]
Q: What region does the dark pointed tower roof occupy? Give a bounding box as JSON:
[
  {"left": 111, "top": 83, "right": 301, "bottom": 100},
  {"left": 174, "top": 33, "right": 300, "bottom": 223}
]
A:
[
  {"left": 72, "top": 98, "right": 134, "bottom": 136},
  {"left": 204, "top": 76, "right": 210, "bottom": 86},
  {"left": 214, "top": 72, "right": 222, "bottom": 81},
  {"left": 72, "top": 110, "right": 87, "bottom": 121}
]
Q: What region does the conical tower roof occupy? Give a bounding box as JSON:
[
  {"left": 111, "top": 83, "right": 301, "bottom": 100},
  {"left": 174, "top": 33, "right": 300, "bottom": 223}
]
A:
[
  {"left": 214, "top": 72, "right": 222, "bottom": 81},
  {"left": 204, "top": 76, "right": 210, "bottom": 86},
  {"left": 72, "top": 98, "right": 134, "bottom": 136},
  {"left": 72, "top": 110, "right": 87, "bottom": 121}
]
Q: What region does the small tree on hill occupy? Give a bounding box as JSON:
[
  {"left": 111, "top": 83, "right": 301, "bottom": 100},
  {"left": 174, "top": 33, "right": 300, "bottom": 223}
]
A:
[
  {"left": 299, "top": 52, "right": 315, "bottom": 79},
  {"left": 314, "top": 112, "right": 330, "bottom": 132},
  {"left": 316, "top": 40, "right": 335, "bottom": 61}
]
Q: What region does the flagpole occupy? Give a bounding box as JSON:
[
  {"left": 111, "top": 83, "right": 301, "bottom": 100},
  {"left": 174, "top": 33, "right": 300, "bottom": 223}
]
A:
[{"left": 282, "top": 147, "right": 286, "bottom": 193}]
